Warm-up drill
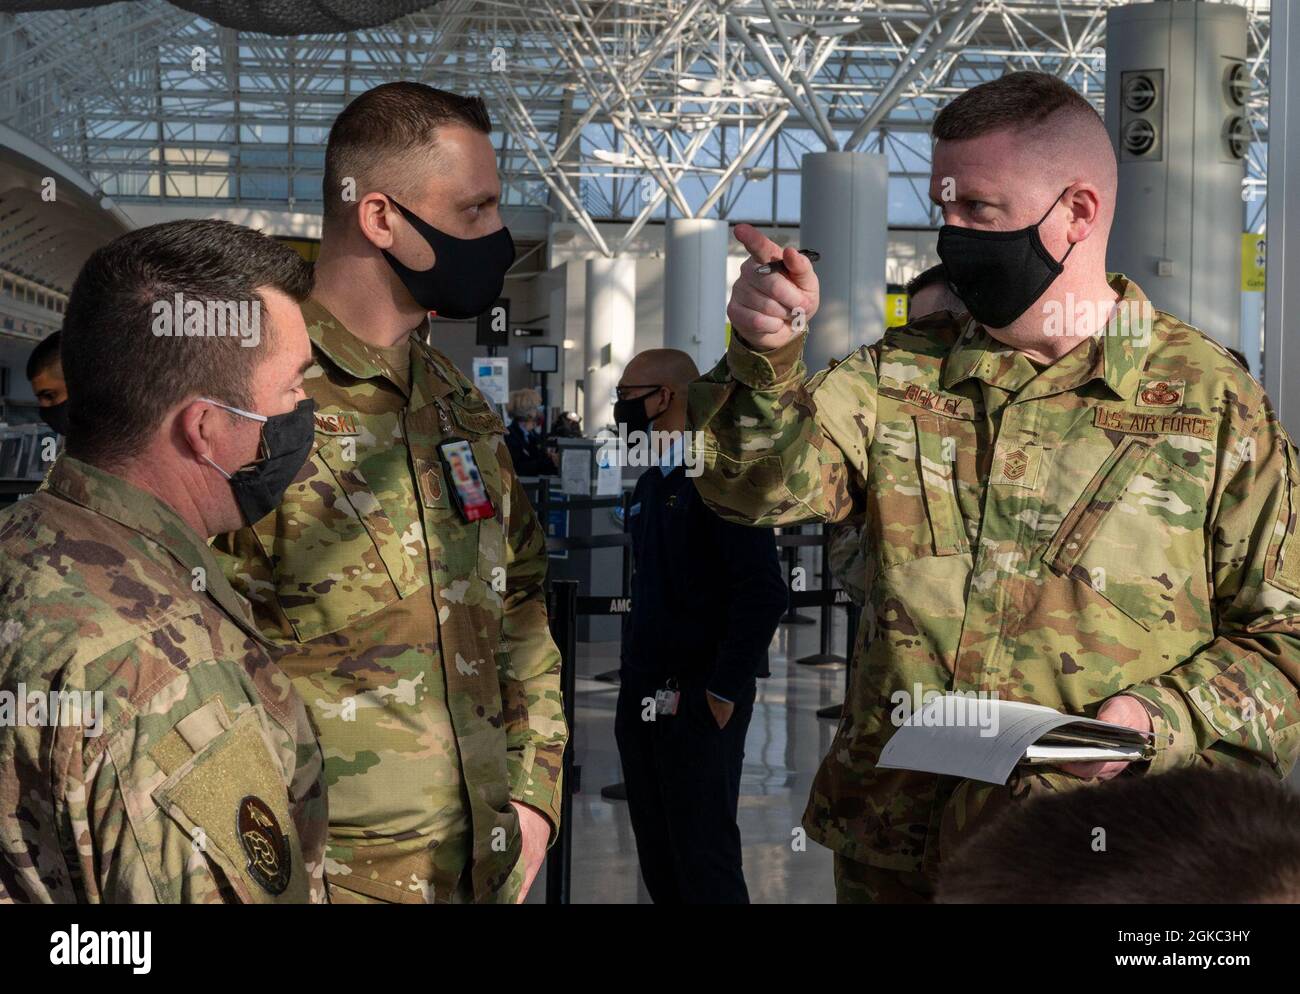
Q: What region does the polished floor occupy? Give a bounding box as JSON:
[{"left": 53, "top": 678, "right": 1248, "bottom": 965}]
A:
[
  {"left": 529, "top": 597, "right": 1300, "bottom": 904},
  {"left": 528, "top": 606, "right": 849, "bottom": 904}
]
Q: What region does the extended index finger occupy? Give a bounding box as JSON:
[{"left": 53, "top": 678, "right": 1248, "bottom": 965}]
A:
[{"left": 734, "top": 223, "right": 782, "bottom": 265}]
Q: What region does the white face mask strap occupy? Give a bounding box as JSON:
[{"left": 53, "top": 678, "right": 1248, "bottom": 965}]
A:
[
  {"left": 201, "top": 453, "right": 233, "bottom": 480},
  {"left": 199, "top": 396, "right": 268, "bottom": 424},
  {"left": 197, "top": 397, "right": 263, "bottom": 480}
]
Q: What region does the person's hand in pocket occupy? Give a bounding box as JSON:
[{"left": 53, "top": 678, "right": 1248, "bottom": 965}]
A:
[{"left": 706, "top": 691, "right": 734, "bottom": 730}]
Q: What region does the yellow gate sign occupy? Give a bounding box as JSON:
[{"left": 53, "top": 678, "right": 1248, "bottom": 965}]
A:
[
  {"left": 885, "top": 292, "right": 909, "bottom": 328},
  {"left": 1242, "top": 233, "right": 1266, "bottom": 292}
]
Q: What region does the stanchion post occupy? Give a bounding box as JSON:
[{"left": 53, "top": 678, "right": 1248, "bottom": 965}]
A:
[
  {"left": 797, "top": 524, "right": 846, "bottom": 665},
  {"left": 592, "top": 490, "right": 631, "bottom": 686},
  {"left": 538, "top": 475, "right": 551, "bottom": 545},
  {"left": 545, "top": 579, "right": 578, "bottom": 905},
  {"left": 844, "top": 601, "right": 860, "bottom": 695},
  {"left": 779, "top": 525, "right": 815, "bottom": 626},
  {"left": 818, "top": 599, "right": 861, "bottom": 721},
  {"left": 618, "top": 488, "right": 633, "bottom": 656},
  {"left": 620, "top": 488, "right": 633, "bottom": 600}
]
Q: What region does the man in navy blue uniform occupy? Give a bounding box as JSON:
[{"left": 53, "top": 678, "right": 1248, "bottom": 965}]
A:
[{"left": 612, "top": 348, "right": 787, "bottom": 904}]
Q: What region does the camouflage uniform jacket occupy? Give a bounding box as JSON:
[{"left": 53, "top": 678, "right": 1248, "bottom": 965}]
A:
[
  {"left": 215, "top": 300, "right": 567, "bottom": 903},
  {"left": 0, "top": 457, "right": 328, "bottom": 903},
  {"left": 689, "top": 275, "right": 1300, "bottom": 875}
]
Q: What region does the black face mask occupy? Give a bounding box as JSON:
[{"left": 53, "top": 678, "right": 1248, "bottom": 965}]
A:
[
  {"left": 381, "top": 195, "right": 516, "bottom": 320},
  {"left": 613, "top": 388, "right": 660, "bottom": 437},
  {"left": 936, "top": 187, "right": 1075, "bottom": 329},
  {"left": 39, "top": 401, "right": 69, "bottom": 436},
  {"left": 201, "top": 397, "right": 317, "bottom": 526}
]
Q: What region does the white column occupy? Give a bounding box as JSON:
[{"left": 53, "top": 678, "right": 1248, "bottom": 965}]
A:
[
  {"left": 664, "top": 217, "right": 729, "bottom": 372},
  {"left": 798, "top": 151, "right": 889, "bottom": 374},
  {"left": 1265, "top": 0, "right": 1300, "bottom": 437},
  {"left": 583, "top": 256, "right": 636, "bottom": 433},
  {"left": 1105, "top": 1, "right": 1246, "bottom": 347}
]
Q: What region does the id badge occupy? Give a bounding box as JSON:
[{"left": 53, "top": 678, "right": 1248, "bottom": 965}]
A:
[
  {"left": 654, "top": 680, "right": 681, "bottom": 717},
  {"left": 437, "top": 437, "right": 496, "bottom": 522}
]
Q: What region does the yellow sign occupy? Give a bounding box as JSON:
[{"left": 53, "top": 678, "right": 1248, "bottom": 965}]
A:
[
  {"left": 885, "top": 292, "right": 909, "bottom": 328},
  {"left": 277, "top": 237, "right": 321, "bottom": 263},
  {"left": 1242, "top": 232, "right": 1266, "bottom": 292}
]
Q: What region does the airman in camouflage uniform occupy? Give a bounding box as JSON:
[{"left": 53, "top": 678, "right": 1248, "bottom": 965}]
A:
[
  {"left": 0, "top": 457, "right": 328, "bottom": 903},
  {"left": 215, "top": 299, "right": 567, "bottom": 903},
  {"left": 690, "top": 272, "right": 1300, "bottom": 898}
]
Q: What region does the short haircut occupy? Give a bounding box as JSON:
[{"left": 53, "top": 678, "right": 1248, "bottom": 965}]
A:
[
  {"left": 906, "top": 264, "right": 950, "bottom": 299},
  {"left": 936, "top": 767, "right": 1300, "bottom": 904},
  {"left": 932, "top": 70, "right": 1104, "bottom": 142},
  {"left": 61, "top": 219, "right": 314, "bottom": 469},
  {"left": 25, "top": 329, "right": 62, "bottom": 382},
  {"left": 508, "top": 387, "right": 542, "bottom": 418},
  {"left": 322, "top": 82, "right": 492, "bottom": 230}
]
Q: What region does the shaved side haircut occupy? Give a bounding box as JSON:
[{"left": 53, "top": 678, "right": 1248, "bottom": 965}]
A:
[
  {"left": 322, "top": 82, "right": 492, "bottom": 233},
  {"left": 933, "top": 70, "right": 1105, "bottom": 144},
  {"left": 931, "top": 69, "right": 1117, "bottom": 235}
]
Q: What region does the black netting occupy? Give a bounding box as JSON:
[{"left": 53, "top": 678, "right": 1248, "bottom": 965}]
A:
[{"left": 0, "top": 0, "right": 440, "bottom": 34}]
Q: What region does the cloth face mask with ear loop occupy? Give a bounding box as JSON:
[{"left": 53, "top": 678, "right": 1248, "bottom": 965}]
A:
[
  {"left": 200, "top": 396, "right": 316, "bottom": 526},
  {"left": 936, "top": 187, "right": 1076, "bottom": 330},
  {"left": 380, "top": 195, "right": 516, "bottom": 320}
]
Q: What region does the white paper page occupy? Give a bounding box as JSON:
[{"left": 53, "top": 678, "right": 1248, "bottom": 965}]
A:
[
  {"left": 561, "top": 448, "right": 589, "bottom": 496},
  {"left": 595, "top": 447, "right": 622, "bottom": 496},
  {"left": 875, "top": 696, "right": 1098, "bottom": 785}
]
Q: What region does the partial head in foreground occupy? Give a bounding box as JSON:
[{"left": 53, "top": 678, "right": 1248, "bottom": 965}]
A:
[{"left": 936, "top": 767, "right": 1300, "bottom": 904}]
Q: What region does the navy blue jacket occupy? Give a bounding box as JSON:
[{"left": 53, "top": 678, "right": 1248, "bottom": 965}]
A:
[
  {"left": 505, "top": 419, "right": 553, "bottom": 476},
  {"left": 622, "top": 464, "right": 787, "bottom": 701}
]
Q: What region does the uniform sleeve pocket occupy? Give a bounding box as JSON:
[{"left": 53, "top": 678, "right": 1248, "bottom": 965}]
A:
[
  {"left": 151, "top": 707, "right": 309, "bottom": 904},
  {"left": 915, "top": 415, "right": 969, "bottom": 556},
  {"left": 1185, "top": 657, "right": 1278, "bottom": 740}
]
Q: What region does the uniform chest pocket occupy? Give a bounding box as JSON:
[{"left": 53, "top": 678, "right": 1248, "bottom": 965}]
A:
[
  {"left": 149, "top": 704, "right": 309, "bottom": 904},
  {"left": 415, "top": 435, "right": 508, "bottom": 589},
  {"left": 1043, "top": 436, "right": 1209, "bottom": 631},
  {"left": 252, "top": 435, "right": 423, "bottom": 642},
  {"left": 870, "top": 414, "right": 972, "bottom": 569}
]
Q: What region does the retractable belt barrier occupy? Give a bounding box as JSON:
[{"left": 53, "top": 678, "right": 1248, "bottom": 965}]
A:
[{"left": 526, "top": 479, "right": 860, "bottom": 902}]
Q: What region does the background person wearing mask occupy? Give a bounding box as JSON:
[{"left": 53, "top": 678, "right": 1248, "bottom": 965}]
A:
[
  {"left": 692, "top": 70, "right": 1300, "bottom": 903},
  {"left": 0, "top": 219, "right": 327, "bottom": 903},
  {"left": 505, "top": 387, "right": 554, "bottom": 475},
  {"left": 613, "top": 348, "right": 787, "bottom": 904},
  {"left": 214, "top": 81, "right": 566, "bottom": 905},
  {"left": 24, "top": 329, "right": 68, "bottom": 436}
]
